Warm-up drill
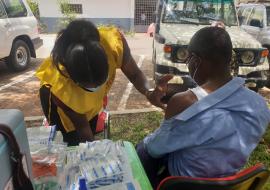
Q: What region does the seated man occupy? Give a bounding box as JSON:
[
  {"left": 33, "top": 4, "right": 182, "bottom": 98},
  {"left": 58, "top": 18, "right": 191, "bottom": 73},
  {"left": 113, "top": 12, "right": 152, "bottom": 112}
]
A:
[{"left": 137, "top": 27, "right": 270, "bottom": 188}]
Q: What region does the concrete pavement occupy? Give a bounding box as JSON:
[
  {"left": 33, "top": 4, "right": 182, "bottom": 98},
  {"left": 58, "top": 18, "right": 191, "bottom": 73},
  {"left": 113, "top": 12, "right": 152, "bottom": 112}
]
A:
[{"left": 36, "top": 34, "right": 57, "bottom": 59}]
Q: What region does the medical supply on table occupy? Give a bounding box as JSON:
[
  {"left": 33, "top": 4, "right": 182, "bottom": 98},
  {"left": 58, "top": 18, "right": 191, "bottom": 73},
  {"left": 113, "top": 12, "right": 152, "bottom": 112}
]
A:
[
  {"left": 27, "top": 125, "right": 137, "bottom": 189},
  {"left": 61, "top": 140, "right": 135, "bottom": 190},
  {"left": 27, "top": 124, "right": 67, "bottom": 190}
]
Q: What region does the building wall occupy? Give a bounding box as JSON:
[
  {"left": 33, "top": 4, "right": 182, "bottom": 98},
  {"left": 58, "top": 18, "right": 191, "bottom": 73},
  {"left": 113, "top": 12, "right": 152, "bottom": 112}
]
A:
[{"left": 38, "top": 0, "right": 134, "bottom": 33}]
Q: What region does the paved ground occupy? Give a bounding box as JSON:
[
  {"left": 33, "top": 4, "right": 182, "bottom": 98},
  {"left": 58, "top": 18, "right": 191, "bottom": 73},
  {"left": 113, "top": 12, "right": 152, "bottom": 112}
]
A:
[
  {"left": 0, "top": 34, "right": 156, "bottom": 117},
  {"left": 0, "top": 33, "right": 269, "bottom": 117}
]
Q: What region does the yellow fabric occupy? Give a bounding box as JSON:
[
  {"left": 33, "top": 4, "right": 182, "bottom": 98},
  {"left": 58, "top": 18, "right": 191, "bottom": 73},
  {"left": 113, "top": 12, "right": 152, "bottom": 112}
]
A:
[
  {"left": 57, "top": 107, "right": 75, "bottom": 132},
  {"left": 36, "top": 26, "right": 123, "bottom": 132}
]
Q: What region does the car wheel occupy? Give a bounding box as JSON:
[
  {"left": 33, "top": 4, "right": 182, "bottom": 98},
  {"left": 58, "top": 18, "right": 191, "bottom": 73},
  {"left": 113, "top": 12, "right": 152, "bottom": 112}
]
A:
[{"left": 7, "top": 40, "right": 30, "bottom": 72}]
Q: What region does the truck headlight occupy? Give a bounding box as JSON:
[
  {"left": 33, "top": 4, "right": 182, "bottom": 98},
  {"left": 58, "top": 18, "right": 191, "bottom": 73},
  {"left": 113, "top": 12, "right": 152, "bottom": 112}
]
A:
[
  {"left": 176, "top": 48, "right": 189, "bottom": 62},
  {"left": 233, "top": 48, "right": 268, "bottom": 66},
  {"left": 240, "top": 51, "right": 255, "bottom": 64}
]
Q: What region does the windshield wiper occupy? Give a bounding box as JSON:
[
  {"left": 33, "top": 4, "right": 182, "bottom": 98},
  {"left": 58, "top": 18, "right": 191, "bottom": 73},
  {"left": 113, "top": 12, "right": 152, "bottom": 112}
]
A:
[
  {"left": 198, "top": 16, "right": 232, "bottom": 27},
  {"left": 178, "top": 18, "right": 199, "bottom": 25},
  {"left": 198, "top": 15, "right": 220, "bottom": 21}
]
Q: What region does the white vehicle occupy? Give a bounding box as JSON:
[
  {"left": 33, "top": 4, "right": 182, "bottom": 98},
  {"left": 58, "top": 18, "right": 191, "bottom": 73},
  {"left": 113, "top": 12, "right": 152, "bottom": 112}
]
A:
[
  {"left": 238, "top": 3, "right": 270, "bottom": 50},
  {"left": 153, "top": 0, "right": 270, "bottom": 91},
  {"left": 0, "top": 0, "right": 43, "bottom": 71}
]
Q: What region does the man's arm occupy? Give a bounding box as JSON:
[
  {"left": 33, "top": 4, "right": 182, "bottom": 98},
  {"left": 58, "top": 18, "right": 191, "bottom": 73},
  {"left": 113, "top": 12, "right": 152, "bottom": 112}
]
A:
[
  {"left": 120, "top": 34, "right": 173, "bottom": 109},
  {"left": 165, "top": 90, "right": 197, "bottom": 119},
  {"left": 52, "top": 95, "right": 94, "bottom": 142},
  {"left": 145, "top": 91, "right": 199, "bottom": 158}
]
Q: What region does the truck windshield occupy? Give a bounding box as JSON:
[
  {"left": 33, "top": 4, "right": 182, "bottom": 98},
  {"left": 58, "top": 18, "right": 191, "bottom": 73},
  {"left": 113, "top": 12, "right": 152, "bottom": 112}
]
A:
[{"left": 163, "top": 0, "right": 238, "bottom": 26}]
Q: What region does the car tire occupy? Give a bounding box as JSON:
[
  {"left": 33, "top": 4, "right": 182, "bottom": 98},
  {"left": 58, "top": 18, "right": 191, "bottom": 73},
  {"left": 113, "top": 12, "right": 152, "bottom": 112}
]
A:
[{"left": 7, "top": 40, "right": 31, "bottom": 72}]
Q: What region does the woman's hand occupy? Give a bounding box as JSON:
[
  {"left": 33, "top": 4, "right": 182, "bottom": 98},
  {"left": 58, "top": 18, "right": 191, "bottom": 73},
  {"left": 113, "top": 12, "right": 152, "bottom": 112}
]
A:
[
  {"left": 211, "top": 21, "right": 225, "bottom": 29},
  {"left": 119, "top": 33, "right": 174, "bottom": 108},
  {"left": 146, "top": 74, "right": 173, "bottom": 110}
]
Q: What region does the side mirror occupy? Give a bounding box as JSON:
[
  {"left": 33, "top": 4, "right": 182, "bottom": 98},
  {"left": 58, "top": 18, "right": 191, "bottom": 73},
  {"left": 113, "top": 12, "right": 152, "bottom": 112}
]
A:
[
  {"left": 155, "top": 33, "right": 165, "bottom": 44},
  {"left": 152, "top": 11, "right": 157, "bottom": 23},
  {"left": 155, "top": 22, "right": 160, "bottom": 33},
  {"left": 250, "top": 19, "right": 263, "bottom": 28}
]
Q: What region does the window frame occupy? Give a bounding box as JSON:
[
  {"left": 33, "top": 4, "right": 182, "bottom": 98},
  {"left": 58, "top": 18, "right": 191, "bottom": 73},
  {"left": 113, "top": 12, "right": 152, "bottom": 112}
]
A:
[
  {"left": 0, "top": 0, "right": 7, "bottom": 19},
  {"left": 61, "top": 3, "right": 83, "bottom": 15},
  {"left": 2, "top": 0, "right": 27, "bottom": 18},
  {"left": 246, "top": 5, "right": 265, "bottom": 27},
  {"left": 239, "top": 6, "right": 253, "bottom": 25}
]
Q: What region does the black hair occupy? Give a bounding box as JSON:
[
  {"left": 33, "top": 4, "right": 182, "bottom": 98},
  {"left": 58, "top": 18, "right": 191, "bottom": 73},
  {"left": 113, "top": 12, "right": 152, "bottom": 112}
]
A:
[
  {"left": 188, "top": 27, "right": 232, "bottom": 66},
  {"left": 51, "top": 19, "right": 108, "bottom": 86}
]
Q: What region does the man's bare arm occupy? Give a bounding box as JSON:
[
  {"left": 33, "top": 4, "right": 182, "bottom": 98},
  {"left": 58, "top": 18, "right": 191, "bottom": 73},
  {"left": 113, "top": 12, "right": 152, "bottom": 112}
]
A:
[{"left": 165, "top": 91, "right": 197, "bottom": 119}]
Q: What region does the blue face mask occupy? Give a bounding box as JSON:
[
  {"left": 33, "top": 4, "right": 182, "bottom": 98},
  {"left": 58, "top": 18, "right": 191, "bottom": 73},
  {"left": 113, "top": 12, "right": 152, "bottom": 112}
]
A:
[
  {"left": 75, "top": 77, "right": 107, "bottom": 92},
  {"left": 75, "top": 81, "right": 101, "bottom": 92}
]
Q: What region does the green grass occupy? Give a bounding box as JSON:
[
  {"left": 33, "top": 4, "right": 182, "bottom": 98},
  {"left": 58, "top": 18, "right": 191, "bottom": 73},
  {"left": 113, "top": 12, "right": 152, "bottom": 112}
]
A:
[
  {"left": 246, "top": 125, "right": 270, "bottom": 190},
  {"left": 263, "top": 125, "right": 270, "bottom": 146},
  {"left": 109, "top": 112, "right": 270, "bottom": 189},
  {"left": 110, "top": 111, "right": 163, "bottom": 145}
]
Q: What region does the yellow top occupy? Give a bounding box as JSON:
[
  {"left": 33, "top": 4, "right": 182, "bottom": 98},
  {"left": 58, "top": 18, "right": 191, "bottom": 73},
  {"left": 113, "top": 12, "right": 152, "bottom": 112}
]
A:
[{"left": 36, "top": 27, "right": 123, "bottom": 132}]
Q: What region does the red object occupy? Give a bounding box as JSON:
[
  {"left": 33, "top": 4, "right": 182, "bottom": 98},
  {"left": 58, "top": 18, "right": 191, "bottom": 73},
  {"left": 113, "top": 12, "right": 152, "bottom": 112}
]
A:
[
  {"left": 96, "top": 111, "right": 108, "bottom": 133},
  {"left": 96, "top": 96, "right": 109, "bottom": 133},
  {"left": 163, "top": 45, "right": 172, "bottom": 53},
  {"left": 32, "top": 155, "right": 57, "bottom": 178},
  {"left": 103, "top": 96, "right": 108, "bottom": 109},
  {"left": 157, "top": 164, "right": 270, "bottom": 190}
]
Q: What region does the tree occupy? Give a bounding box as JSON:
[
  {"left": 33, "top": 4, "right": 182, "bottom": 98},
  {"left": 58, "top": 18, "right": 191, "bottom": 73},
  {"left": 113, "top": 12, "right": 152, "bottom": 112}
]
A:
[
  {"left": 58, "top": 0, "right": 76, "bottom": 29},
  {"left": 26, "top": 0, "right": 47, "bottom": 33},
  {"left": 26, "top": 0, "right": 39, "bottom": 19}
]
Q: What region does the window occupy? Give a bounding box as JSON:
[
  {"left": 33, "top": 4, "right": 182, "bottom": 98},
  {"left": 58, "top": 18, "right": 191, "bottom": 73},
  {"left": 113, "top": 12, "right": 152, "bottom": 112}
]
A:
[
  {"left": 0, "top": 2, "right": 7, "bottom": 19},
  {"left": 2, "top": 0, "right": 27, "bottom": 18},
  {"left": 61, "top": 4, "right": 83, "bottom": 14},
  {"left": 135, "top": 0, "right": 157, "bottom": 25},
  {"left": 239, "top": 6, "right": 253, "bottom": 25},
  {"left": 247, "top": 6, "right": 264, "bottom": 27},
  {"left": 162, "top": 0, "right": 237, "bottom": 26}
]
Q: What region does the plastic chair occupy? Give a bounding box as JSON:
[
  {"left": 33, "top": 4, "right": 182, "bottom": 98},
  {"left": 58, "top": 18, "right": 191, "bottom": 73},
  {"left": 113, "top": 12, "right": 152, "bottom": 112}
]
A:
[
  {"left": 157, "top": 164, "right": 270, "bottom": 190},
  {"left": 96, "top": 96, "right": 110, "bottom": 139}
]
